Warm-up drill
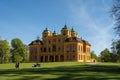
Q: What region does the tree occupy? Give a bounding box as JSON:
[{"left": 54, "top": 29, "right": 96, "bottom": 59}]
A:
[
  {"left": 100, "top": 48, "right": 111, "bottom": 62},
  {"left": 111, "top": 40, "right": 117, "bottom": 54},
  {"left": 0, "top": 40, "right": 10, "bottom": 63},
  {"left": 24, "top": 44, "right": 29, "bottom": 62},
  {"left": 111, "top": 39, "right": 120, "bottom": 56},
  {"left": 111, "top": 39, "right": 120, "bottom": 62},
  {"left": 110, "top": 53, "right": 118, "bottom": 62},
  {"left": 111, "top": 0, "right": 120, "bottom": 36},
  {"left": 110, "top": 0, "right": 120, "bottom": 62},
  {"left": 91, "top": 51, "right": 97, "bottom": 59},
  {"left": 91, "top": 51, "right": 98, "bottom": 62},
  {"left": 11, "top": 38, "right": 28, "bottom": 62}
]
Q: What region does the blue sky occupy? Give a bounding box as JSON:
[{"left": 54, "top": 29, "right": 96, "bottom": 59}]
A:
[{"left": 0, "top": 0, "right": 114, "bottom": 55}]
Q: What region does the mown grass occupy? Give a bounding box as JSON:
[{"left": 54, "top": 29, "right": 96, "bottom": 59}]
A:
[{"left": 0, "top": 62, "right": 120, "bottom": 80}]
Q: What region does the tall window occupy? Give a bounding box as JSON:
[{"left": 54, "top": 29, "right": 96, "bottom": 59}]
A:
[
  {"left": 83, "top": 45, "right": 86, "bottom": 52},
  {"left": 79, "top": 55, "right": 80, "bottom": 60},
  {"left": 72, "top": 45, "right": 75, "bottom": 52},
  {"left": 48, "top": 40, "right": 51, "bottom": 44},
  {"left": 44, "top": 48, "right": 46, "bottom": 52},
  {"left": 79, "top": 45, "right": 80, "bottom": 52},
  {"left": 52, "top": 45, "right": 56, "bottom": 52},
  {"left": 58, "top": 39, "right": 61, "bottom": 43},
  {"left": 66, "top": 45, "right": 69, "bottom": 52}
]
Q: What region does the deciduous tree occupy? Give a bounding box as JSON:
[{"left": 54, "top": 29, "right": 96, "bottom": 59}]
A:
[
  {"left": 0, "top": 40, "right": 10, "bottom": 63},
  {"left": 100, "top": 48, "right": 111, "bottom": 62},
  {"left": 11, "top": 38, "right": 28, "bottom": 62},
  {"left": 91, "top": 51, "right": 97, "bottom": 60}
]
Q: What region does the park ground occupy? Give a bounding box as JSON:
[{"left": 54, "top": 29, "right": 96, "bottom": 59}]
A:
[{"left": 0, "top": 62, "right": 120, "bottom": 80}]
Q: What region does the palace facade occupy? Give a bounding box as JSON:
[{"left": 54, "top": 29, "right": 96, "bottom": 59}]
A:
[{"left": 29, "top": 25, "right": 91, "bottom": 62}]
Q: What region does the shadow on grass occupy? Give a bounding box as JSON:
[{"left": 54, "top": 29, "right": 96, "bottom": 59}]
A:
[{"left": 0, "top": 64, "right": 120, "bottom": 80}]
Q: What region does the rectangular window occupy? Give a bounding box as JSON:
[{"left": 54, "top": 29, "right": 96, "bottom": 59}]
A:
[
  {"left": 44, "top": 48, "right": 46, "bottom": 52},
  {"left": 52, "top": 45, "right": 56, "bottom": 52},
  {"left": 58, "top": 39, "right": 61, "bottom": 43},
  {"left": 66, "top": 45, "right": 69, "bottom": 52},
  {"left": 72, "top": 45, "right": 75, "bottom": 52},
  {"left": 48, "top": 40, "right": 51, "bottom": 44}
]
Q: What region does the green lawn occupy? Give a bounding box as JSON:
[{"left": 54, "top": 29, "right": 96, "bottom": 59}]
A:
[{"left": 0, "top": 62, "right": 120, "bottom": 80}]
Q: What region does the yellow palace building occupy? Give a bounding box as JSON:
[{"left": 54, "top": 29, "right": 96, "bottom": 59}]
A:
[{"left": 29, "top": 25, "right": 91, "bottom": 62}]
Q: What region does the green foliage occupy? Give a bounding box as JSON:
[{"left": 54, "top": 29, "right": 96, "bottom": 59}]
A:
[
  {"left": 110, "top": 53, "right": 118, "bottom": 62},
  {"left": 91, "top": 51, "right": 98, "bottom": 62},
  {"left": 110, "top": 39, "right": 120, "bottom": 62},
  {"left": 111, "top": 40, "right": 120, "bottom": 55},
  {"left": 14, "top": 54, "right": 23, "bottom": 62},
  {"left": 0, "top": 40, "right": 10, "bottom": 63},
  {"left": 11, "top": 38, "right": 23, "bottom": 49},
  {"left": 100, "top": 48, "right": 111, "bottom": 62},
  {"left": 91, "top": 51, "right": 97, "bottom": 59},
  {"left": 110, "top": 0, "right": 120, "bottom": 62},
  {"left": 11, "top": 38, "right": 28, "bottom": 62}
]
